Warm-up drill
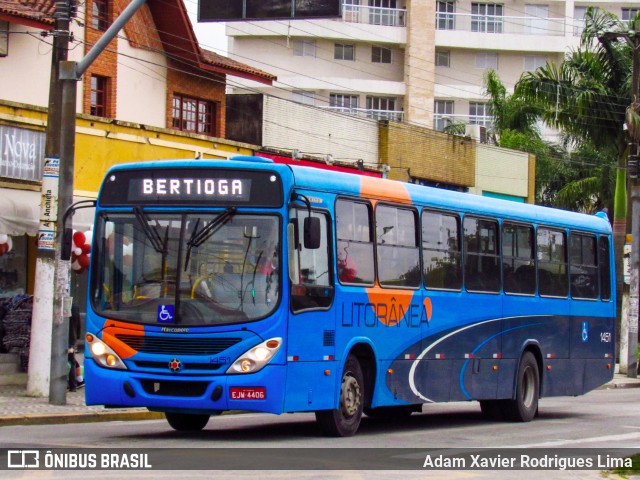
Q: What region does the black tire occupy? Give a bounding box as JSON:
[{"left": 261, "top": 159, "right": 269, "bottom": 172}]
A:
[
  {"left": 479, "top": 400, "right": 505, "bottom": 421},
  {"left": 165, "top": 412, "right": 210, "bottom": 431},
  {"left": 315, "top": 355, "right": 364, "bottom": 437},
  {"left": 503, "top": 351, "right": 539, "bottom": 422}
]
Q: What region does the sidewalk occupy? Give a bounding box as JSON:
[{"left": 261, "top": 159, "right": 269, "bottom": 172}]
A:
[{"left": 0, "top": 373, "right": 639, "bottom": 427}]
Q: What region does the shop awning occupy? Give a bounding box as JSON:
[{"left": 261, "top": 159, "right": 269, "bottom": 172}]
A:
[{"left": 0, "top": 188, "right": 40, "bottom": 236}]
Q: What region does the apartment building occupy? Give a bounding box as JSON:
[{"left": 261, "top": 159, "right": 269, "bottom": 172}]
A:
[{"left": 225, "top": 1, "right": 637, "bottom": 133}]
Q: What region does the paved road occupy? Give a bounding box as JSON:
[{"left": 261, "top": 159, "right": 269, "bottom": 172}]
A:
[{"left": 1, "top": 388, "right": 639, "bottom": 479}]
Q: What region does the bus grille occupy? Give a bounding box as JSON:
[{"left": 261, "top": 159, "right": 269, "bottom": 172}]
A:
[
  {"left": 115, "top": 335, "right": 242, "bottom": 355},
  {"left": 140, "top": 379, "right": 208, "bottom": 397}
]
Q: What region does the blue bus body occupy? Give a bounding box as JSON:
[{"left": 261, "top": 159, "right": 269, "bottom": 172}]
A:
[{"left": 84, "top": 156, "right": 615, "bottom": 435}]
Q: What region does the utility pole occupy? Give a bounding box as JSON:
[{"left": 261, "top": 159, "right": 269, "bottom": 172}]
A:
[
  {"left": 627, "top": 30, "right": 640, "bottom": 378},
  {"left": 29, "top": 0, "right": 146, "bottom": 403},
  {"left": 601, "top": 24, "right": 640, "bottom": 378},
  {"left": 27, "top": 0, "right": 72, "bottom": 400}
]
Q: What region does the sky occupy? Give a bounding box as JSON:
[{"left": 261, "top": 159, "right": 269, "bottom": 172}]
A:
[{"left": 184, "top": 0, "right": 229, "bottom": 54}]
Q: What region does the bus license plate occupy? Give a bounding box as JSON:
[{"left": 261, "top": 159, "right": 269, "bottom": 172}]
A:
[{"left": 230, "top": 387, "right": 266, "bottom": 400}]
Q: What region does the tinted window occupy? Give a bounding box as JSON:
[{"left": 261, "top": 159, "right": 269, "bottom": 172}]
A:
[
  {"left": 336, "top": 199, "right": 374, "bottom": 285},
  {"left": 570, "top": 233, "right": 598, "bottom": 299},
  {"left": 464, "top": 216, "right": 500, "bottom": 292},
  {"left": 537, "top": 228, "right": 568, "bottom": 297},
  {"left": 502, "top": 223, "right": 535, "bottom": 295},
  {"left": 599, "top": 236, "right": 611, "bottom": 301},
  {"left": 290, "top": 208, "right": 333, "bottom": 312},
  {"left": 376, "top": 205, "right": 420, "bottom": 288},
  {"left": 422, "top": 210, "right": 462, "bottom": 290}
]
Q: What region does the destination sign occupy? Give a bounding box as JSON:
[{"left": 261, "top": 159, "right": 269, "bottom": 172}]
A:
[{"left": 99, "top": 168, "right": 283, "bottom": 207}]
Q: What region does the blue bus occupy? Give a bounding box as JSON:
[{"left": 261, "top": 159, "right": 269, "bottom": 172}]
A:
[{"left": 84, "top": 155, "right": 615, "bottom": 436}]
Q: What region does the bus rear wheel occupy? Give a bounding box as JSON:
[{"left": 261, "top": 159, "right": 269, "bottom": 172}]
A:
[
  {"left": 165, "top": 412, "right": 210, "bottom": 431},
  {"left": 315, "top": 354, "right": 364, "bottom": 437},
  {"left": 503, "top": 351, "right": 539, "bottom": 422}
]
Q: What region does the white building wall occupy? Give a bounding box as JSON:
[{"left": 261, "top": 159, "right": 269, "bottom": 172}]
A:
[
  {"left": 262, "top": 96, "right": 378, "bottom": 166},
  {"left": 471, "top": 144, "right": 529, "bottom": 198},
  {"left": 0, "top": 25, "right": 53, "bottom": 108},
  {"left": 116, "top": 36, "right": 167, "bottom": 126}
]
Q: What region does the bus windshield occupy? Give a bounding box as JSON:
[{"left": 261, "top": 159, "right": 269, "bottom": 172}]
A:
[{"left": 91, "top": 210, "right": 280, "bottom": 325}]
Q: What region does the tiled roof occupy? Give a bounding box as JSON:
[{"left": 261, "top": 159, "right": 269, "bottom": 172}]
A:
[
  {"left": 0, "top": 0, "right": 55, "bottom": 27},
  {"left": 0, "top": 0, "right": 276, "bottom": 84},
  {"left": 201, "top": 49, "right": 276, "bottom": 83}
]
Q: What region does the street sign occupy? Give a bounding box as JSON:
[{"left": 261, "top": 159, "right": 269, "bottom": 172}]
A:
[{"left": 198, "top": 0, "right": 341, "bottom": 22}]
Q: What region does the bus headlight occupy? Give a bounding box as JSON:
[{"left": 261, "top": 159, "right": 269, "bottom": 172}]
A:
[
  {"left": 86, "top": 333, "right": 127, "bottom": 370},
  {"left": 226, "top": 338, "right": 282, "bottom": 374}
]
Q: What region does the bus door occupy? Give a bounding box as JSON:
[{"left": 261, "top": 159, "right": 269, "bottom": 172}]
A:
[{"left": 284, "top": 204, "right": 336, "bottom": 412}]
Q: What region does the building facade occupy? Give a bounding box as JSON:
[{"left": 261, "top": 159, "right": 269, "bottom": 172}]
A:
[
  {"left": 0, "top": 0, "right": 274, "bottom": 303},
  {"left": 225, "top": 0, "right": 630, "bottom": 135}
]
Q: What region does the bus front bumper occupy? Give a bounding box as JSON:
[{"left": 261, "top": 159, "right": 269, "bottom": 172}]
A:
[{"left": 84, "top": 359, "right": 286, "bottom": 414}]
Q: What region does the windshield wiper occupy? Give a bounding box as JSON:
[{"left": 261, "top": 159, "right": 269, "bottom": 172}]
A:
[
  {"left": 134, "top": 206, "right": 165, "bottom": 254},
  {"left": 184, "top": 207, "right": 236, "bottom": 271}
]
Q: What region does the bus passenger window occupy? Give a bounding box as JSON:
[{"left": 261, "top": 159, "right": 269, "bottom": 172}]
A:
[
  {"left": 422, "top": 211, "right": 461, "bottom": 290},
  {"left": 463, "top": 216, "right": 500, "bottom": 293},
  {"left": 289, "top": 208, "right": 333, "bottom": 312},
  {"left": 502, "top": 223, "right": 535, "bottom": 295},
  {"left": 569, "top": 233, "right": 598, "bottom": 299},
  {"left": 376, "top": 205, "right": 420, "bottom": 288},
  {"left": 537, "top": 228, "right": 568, "bottom": 297},
  {"left": 336, "top": 199, "right": 374, "bottom": 285},
  {"left": 599, "top": 236, "right": 611, "bottom": 301}
]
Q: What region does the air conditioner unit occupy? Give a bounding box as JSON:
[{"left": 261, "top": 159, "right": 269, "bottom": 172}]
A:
[{"left": 465, "top": 124, "right": 487, "bottom": 143}]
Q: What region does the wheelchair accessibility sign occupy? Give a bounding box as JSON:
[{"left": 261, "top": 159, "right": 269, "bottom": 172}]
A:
[
  {"left": 157, "top": 305, "right": 175, "bottom": 323},
  {"left": 581, "top": 321, "right": 589, "bottom": 342}
]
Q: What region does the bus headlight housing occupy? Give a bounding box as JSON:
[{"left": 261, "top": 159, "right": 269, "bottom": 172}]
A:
[
  {"left": 226, "top": 338, "right": 282, "bottom": 374},
  {"left": 86, "top": 333, "right": 127, "bottom": 370}
]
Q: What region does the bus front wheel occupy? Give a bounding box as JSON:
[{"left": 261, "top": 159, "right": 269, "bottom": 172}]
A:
[
  {"left": 165, "top": 412, "right": 210, "bottom": 431},
  {"left": 503, "top": 351, "right": 539, "bottom": 422},
  {"left": 315, "top": 354, "right": 364, "bottom": 437}
]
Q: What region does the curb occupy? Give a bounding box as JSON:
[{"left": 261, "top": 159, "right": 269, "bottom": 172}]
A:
[
  {"left": 0, "top": 411, "right": 164, "bottom": 427},
  {"left": 601, "top": 381, "right": 640, "bottom": 390}
]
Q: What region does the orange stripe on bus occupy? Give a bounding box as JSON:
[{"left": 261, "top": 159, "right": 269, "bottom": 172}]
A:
[{"left": 360, "top": 176, "right": 411, "bottom": 204}]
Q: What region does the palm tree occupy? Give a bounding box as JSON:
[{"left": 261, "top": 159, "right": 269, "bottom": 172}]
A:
[{"left": 515, "top": 7, "right": 632, "bottom": 306}]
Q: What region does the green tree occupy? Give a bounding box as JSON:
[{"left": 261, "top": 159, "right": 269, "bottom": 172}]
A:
[{"left": 515, "top": 7, "right": 632, "bottom": 288}]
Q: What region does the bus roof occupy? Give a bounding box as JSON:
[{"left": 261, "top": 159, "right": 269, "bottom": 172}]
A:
[{"left": 102, "top": 159, "right": 611, "bottom": 235}]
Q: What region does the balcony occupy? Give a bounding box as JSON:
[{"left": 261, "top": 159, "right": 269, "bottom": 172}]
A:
[
  {"left": 321, "top": 106, "right": 404, "bottom": 122},
  {"left": 434, "top": 114, "right": 493, "bottom": 132},
  {"left": 436, "top": 13, "right": 565, "bottom": 36},
  {"left": 343, "top": 3, "right": 406, "bottom": 27}
]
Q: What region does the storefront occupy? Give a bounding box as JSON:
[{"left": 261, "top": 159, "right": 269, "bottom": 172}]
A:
[{"left": 0, "top": 124, "right": 44, "bottom": 299}]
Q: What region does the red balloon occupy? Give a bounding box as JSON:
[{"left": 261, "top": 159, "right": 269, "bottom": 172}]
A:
[
  {"left": 78, "top": 253, "right": 90, "bottom": 269},
  {"left": 82, "top": 243, "right": 91, "bottom": 254},
  {"left": 73, "top": 231, "right": 86, "bottom": 247}
]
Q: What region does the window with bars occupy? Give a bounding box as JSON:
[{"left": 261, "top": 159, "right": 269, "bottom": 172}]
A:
[
  {"left": 293, "top": 39, "right": 316, "bottom": 57},
  {"left": 329, "top": 93, "right": 359, "bottom": 113},
  {"left": 434, "top": 100, "right": 454, "bottom": 131},
  {"left": 471, "top": 3, "right": 503, "bottom": 33},
  {"left": 475, "top": 52, "right": 498, "bottom": 69},
  {"left": 172, "top": 95, "right": 216, "bottom": 135},
  {"left": 524, "top": 54, "right": 546, "bottom": 71},
  {"left": 436, "top": 50, "right": 450, "bottom": 67},
  {"left": 622, "top": 8, "right": 640, "bottom": 20},
  {"left": 91, "top": 0, "right": 110, "bottom": 31},
  {"left": 90, "top": 75, "right": 109, "bottom": 117},
  {"left": 372, "top": 45, "right": 392, "bottom": 64},
  {"left": 335, "top": 43, "right": 355, "bottom": 61},
  {"left": 366, "top": 96, "right": 399, "bottom": 121},
  {"left": 469, "top": 102, "right": 491, "bottom": 127},
  {"left": 292, "top": 90, "right": 315, "bottom": 105},
  {"left": 436, "top": 1, "right": 455, "bottom": 30}
]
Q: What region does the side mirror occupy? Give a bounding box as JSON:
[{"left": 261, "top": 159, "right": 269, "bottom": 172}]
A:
[{"left": 303, "top": 217, "right": 321, "bottom": 250}]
